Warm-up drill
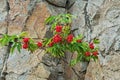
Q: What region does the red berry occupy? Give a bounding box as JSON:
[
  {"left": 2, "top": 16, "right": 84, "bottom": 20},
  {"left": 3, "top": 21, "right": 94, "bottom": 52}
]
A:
[
  {"left": 67, "top": 34, "right": 74, "bottom": 43},
  {"left": 93, "top": 51, "right": 98, "bottom": 56},
  {"left": 23, "top": 38, "right": 30, "bottom": 43},
  {"left": 53, "top": 34, "right": 62, "bottom": 43},
  {"left": 22, "top": 43, "right": 28, "bottom": 49},
  {"left": 85, "top": 52, "right": 91, "bottom": 56},
  {"left": 76, "top": 39, "right": 82, "bottom": 43},
  {"left": 49, "top": 41, "right": 54, "bottom": 47},
  {"left": 37, "top": 42, "right": 42, "bottom": 47},
  {"left": 55, "top": 25, "right": 62, "bottom": 32},
  {"left": 89, "top": 43, "right": 94, "bottom": 49}
]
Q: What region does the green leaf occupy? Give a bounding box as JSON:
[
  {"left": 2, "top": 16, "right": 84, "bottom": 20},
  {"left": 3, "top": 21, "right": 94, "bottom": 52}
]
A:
[
  {"left": 93, "top": 39, "right": 100, "bottom": 44},
  {"left": 59, "top": 50, "right": 64, "bottom": 57},
  {"left": 26, "top": 38, "right": 38, "bottom": 52},
  {"left": 45, "top": 16, "right": 56, "bottom": 24},
  {"left": 9, "top": 35, "right": 17, "bottom": 42},
  {"left": 1, "top": 37, "right": 9, "bottom": 46},
  {"left": 17, "top": 43, "right": 22, "bottom": 53},
  {"left": 81, "top": 42, "right": 89, "bottom": 51},
  {"left": 10, "top": 43, "right": 17, "bottom": 54},
  {"left": 92, "top": 55, "right": 98, "bottom": 61},
  {"left": 85, "top": 56, "right": 91, "bottom": 61},
  {"left": 51, "top": 22, "right": 57, "bottom": 31},
  {"left": 76, "top": 53, "right": 83, "bottom": 61},
  {"left": 28, "top": 43, "right": 38, "bottom": 52},
  {"left": 45, "top": 38, "right": 52, "bottom": 46},
  {"left": 72, "top": 34, "right": 83, "bottom": 43},
  {"left": 70, "top": 59, "right": 77, "bottom": 66},
  {"left": 0, "top": 38, "right": 2, "bottom": 42},
  {"left": 19, "top": 32, "right": 28, "bottom": 37}
]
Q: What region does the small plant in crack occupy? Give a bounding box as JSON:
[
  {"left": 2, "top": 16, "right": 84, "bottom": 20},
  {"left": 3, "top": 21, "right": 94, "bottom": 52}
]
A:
[{"left": 0, "top": 14, "right": 100, "bottom": 66}]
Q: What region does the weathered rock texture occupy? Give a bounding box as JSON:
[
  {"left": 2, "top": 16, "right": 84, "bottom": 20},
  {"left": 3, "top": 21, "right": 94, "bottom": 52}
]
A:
[{"left": 0, "top": 0, "right": 120, "bottom": 80}]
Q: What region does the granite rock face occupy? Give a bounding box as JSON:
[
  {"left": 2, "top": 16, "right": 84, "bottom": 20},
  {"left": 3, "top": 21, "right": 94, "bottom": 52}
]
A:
[
  {"left": 69, "top": 0, "right": 120, "bottom": 79},
  {"left": 0, "top": 0, "right": 7, "bottom": 34},
  {"left": 0, "top": 0, "right": 120, "bottom": 80},
  {"left": 46, "top": 0, "right": 76, "bottom": 8}
]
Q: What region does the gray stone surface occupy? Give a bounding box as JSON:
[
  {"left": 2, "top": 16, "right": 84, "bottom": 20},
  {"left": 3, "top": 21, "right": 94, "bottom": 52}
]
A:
[
  {"left": 0, "top": 0, "right": 7, "bottom": 21},
  {"left": 0, "top": 47, "right": 7, "bottom": 73},
  {"left": 0, "top": 0, "right": 120, "bottom": 80},
  {"left": 6, "top": 49, "right": 50, "bottom": 80},
  {"left": 46, "top": 0, "right": 67, "bottom": 7},
  {"left": 69, "top": 0, "right": 120, "bottom": 80},
  {"left": 46, "top": 0, "right": 76, "bottom": 8},
  {"left": 0, "top": 0, "right": 65, "bottom": 80},
  {"left": 0, "top": 0, "right": 7, "bottom": 34},
  {"left": 7, "top": 50, "right": 39, "bottom": 74},
  {"left": 102, "top": 53, "right": 120, "bottom": 80}
]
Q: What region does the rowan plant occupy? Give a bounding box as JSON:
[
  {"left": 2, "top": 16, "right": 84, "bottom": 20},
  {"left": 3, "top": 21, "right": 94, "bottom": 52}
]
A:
[{"left": 0, "top": 14, "right": 99, "bottom": 66}]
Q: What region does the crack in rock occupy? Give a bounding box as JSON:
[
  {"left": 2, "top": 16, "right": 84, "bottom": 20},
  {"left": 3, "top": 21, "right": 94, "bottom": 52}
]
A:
[
  {"left": 83, "top": 0, "right": 93, "bottom": 42},
  {"left": 0, "top": 43, "right": 12, "bottom": 80}
]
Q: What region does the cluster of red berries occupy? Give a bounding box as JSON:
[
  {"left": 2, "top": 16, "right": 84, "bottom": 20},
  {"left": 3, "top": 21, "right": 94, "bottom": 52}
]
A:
[
  {"left": 22, "top": 25, "right": 98, "bottom": 57},
  {"left": 89, "top": 43, "right": 94, "bottom": 49},
  {"left": 22, "top": 38, "right": 29, "bottom": 49},
  {"left": 48, "top": 34, "right": 62, "bottom": 47},
  {"left": 67, "top": 34, "right": 74, "bottom": 43},
  {"left": 85, "top": 43, "right": 98, "bottom": 57},
  {"left": 22, "top": 38, "right": 42, "bottom": 49},
  {"left": 55, "top": 25, "right": 62, "bottom": 32},
  {"left": 48, "top": 25, "right": 82, "bottom": 47},
  {"left": 53, "top": 34, "right": 62, "bottom": 43},
  {"left": 85, "top": 51, "right": 98, "bottom": 57},
  {"left": 48, "top": 25, "right": 63, "bottom": 47}
]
